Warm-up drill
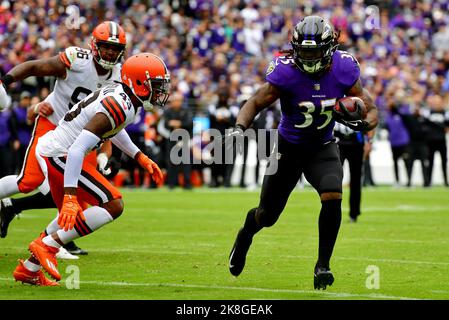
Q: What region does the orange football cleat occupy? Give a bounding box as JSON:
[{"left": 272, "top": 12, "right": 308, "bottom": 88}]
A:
[
  {"left": 29, "top": 236, "right": 61, "bottom": 281},
  {"left": 13, "top": 260, "right": 59, "bottom": 286}
]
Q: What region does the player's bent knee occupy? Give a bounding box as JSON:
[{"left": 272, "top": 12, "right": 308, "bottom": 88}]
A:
[
  {"left": 101, "top": 199, "right": 124, "bottom": 220},
  {"left": 256, "top": 207, "right": 280, "bottom": 228},
  {"left": 318, "top": 174, "right": 342, "bottom": 195},
  {"left": 320, "top": 192, "right": 342, "bottom": 201},
  {"left": 17, "top": 183, "right": 37, "bottom": 194}
]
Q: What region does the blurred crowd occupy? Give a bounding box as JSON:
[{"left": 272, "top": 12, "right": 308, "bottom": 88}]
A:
[{"left": 0, "top": 0, "right": 448, "bottom": 188}]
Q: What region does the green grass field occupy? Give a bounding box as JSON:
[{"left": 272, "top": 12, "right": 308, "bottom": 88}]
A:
[{"left": 0, "top": 186, "right": 448, "bottom": 300}]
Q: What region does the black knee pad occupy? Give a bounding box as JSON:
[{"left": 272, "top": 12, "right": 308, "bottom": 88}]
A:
[
  {"left": 256, "top": 207, "right": 280, "bottom": 228},
  {"left": 319, "top": 174, "right": 343, "bottom": 194}
]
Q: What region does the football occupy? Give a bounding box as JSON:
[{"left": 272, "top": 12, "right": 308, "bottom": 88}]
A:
[{"left": 334, "top": 96, "right": 367, "bottom": 119}]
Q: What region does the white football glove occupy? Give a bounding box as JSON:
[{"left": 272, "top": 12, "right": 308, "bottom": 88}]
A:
[
  {"left": 0, "top": 84, "right": 12, "bottom": 111},
  {"left": 97, "top": 152, "right": 111, "bottom": 175}
]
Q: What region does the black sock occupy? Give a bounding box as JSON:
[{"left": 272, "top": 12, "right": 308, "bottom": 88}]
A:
[
  {"left": 242, "top": 208, "right": 263, "bottom": 236},
  {"left": 10, "top": 192, "right": 56, "bottom": 214},
  {"left": 317, "top": 199, "right": 342, "bottom": 269}
]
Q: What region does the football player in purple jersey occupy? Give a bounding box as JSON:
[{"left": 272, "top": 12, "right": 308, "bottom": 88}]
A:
[{"left": 227, "top": 16, "right": 378, "bottom": 290}]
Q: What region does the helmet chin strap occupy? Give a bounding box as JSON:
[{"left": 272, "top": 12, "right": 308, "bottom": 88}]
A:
[
  {"left": 127, "top": 78, "right": 154, "bottom": 111},
  {"left": 142, "top": 101, "right": 154, "bottom": 111}
]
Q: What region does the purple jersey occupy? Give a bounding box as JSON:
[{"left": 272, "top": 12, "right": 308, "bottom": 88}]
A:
[{"left": 265, "top": 50, "right": 360, "bottom": 145}]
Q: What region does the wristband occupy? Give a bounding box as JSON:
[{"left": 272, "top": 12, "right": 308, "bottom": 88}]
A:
[
  {"left": 235, "top": 124, "right": 246, "bottom": 132},
  {"left": 0, "top": 74, "right": 14, "bottom": 86},
  {"left": 34, "top": 103, "right": 40, "bottom": 114}
]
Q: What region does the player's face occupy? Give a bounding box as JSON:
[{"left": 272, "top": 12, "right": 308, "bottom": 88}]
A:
[
  {"left": 149, "top": 80, "right": 170, "bottom": 107},
  {"left": 97, "top": 42, "right": 124, "bottom": 64},
  {"left": 297, "top": 47, "right": 324, "bottom": 61}
]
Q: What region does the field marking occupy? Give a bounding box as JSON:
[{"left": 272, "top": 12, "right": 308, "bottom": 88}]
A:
[
  {"left": 2, "top": 246, "right": 449, "bottom": 266},
  {"left": 260, "top": 234, "right": 449, "bottom": 245},
  {"left": 0, "top": 277, "right": 423, "bottom": 300},
  {"left": 430, "top": 290, "right": 449, "bottom": 294},
  {"left": 2, "top": 245, "right": 448, "bottom": 267}
]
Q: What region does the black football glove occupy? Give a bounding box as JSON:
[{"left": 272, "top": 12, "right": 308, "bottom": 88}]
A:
[
  {"left": 339, "top": 119, "right": 370, "bottom": 132},
  {"left": 332, "top": 99, "right": 369, "bottom": 132},
  {"left": 220, "top": 124, "right": 245, "bottom": 154}
]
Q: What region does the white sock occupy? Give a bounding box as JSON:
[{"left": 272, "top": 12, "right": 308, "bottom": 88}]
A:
[
  {"left": 45, "top": 216, "right": 61, "bottom": 235},
  {"left": 0, "top": 175, "right": 20, "bottom": 199},
  {"left": 42, "top": 235, "right": 61, "bottom": 249},
  {"left": 57, "top": 206, "right": 113, "bottom": 243},
  {"left": 23, "top": 259, "right": 41, "bottom": 272}
]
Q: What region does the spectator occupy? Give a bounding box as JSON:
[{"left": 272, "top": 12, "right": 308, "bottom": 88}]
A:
[
  {"left": 0, "top": 108, "right": 17, "bottom": 178},
  {"left": 384, "top": 94, "right": 411, "bottom": 187},
  {"left": 423, "top": 94, "right": 449, "bottom": 186},
  {"left": 10, "top": 91, "right": 32, "bottom": 173},
  {"left": 399, "top": 105, "right": 432, "bottom": 187},
  {"left": 163, "top": 92, "right": 193, "bottom": 189},
  {"left": 208, "top": 88, "right": 236, "bottom": 187}
]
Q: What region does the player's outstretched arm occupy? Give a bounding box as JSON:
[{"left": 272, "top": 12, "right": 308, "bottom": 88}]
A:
[
  {"left": 346, "top": 79, "right": 378, "bottom": 131},
  {"left": 236, "top": 82, "right": 280, "bottom": 129},
  {"left": 1, "top": 55, "right": 67, "bottom": 85}
]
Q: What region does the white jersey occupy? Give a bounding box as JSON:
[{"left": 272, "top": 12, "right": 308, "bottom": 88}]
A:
[
  {"left": 45, "top": 46, "right": 121, "bottom": 125},
  {"left": 38, "top": 82, "right": 140, "bottom": 157}
]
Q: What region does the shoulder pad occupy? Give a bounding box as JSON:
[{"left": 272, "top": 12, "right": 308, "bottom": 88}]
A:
[
  {"left": 333, "top": 50, "right": 360, "bottom": 88},
  {"left": 59, "top": 46, "right": 92, "bottom": 71}
]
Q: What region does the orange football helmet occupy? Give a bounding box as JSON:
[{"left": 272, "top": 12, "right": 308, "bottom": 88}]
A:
[
  {"left": 121, "top": 53, "right": 170, "bottom": 111},
  {"left": 90, "top": 21, "right": 126, "bottom": 70}
]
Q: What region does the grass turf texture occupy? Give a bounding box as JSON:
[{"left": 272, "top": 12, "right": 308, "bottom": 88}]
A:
[{"left": 0, "top": 187, "right": 448, "bottom": 300}]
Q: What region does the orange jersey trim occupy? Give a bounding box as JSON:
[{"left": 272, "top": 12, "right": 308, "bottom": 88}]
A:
[{"left": 58, "top": 51, "right": 71, "bottom": 69}]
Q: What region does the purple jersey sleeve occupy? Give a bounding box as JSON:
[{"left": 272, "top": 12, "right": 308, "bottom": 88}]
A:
[
  {"left": 333, "top": 50, "right": 360, "bottom": 90},
  {"left": 265, "top": 56, "right": 296, "bottom": 88}
]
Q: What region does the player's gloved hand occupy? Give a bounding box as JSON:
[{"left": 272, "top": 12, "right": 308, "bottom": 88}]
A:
[
  {"left": 332, "top": 99, "right": 364, "bottom": 123},
  {"left": 338, "top": 119, "right": 369, "bottom": 132},
  {"left": 221, "top": 124, "right": 245, "bottom": 154},
  {"left": 58, "top": 194, "right": 85, "bottom": 232},
  {"left": 332, "top": 100, "right": 368, "bottom": 132},
  {"left": 97, "top": 152, "right": 111, "bottom": 176},
  {"left": 136, "top": 152, "right": 163, "bottom": 184},
  {"left": 0, "top": 80, "right": 12, "bottom": 111},
  {"left": 34, "top": 101, "right": 54, "bottom": 117}
]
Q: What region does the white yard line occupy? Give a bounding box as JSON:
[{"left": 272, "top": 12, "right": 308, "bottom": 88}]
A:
[
  {"left": 0, "top": 277, "right": 423, "bottom": 300},
  {"left": 2, "top": 245, "right": 447, "bottom": 267}
]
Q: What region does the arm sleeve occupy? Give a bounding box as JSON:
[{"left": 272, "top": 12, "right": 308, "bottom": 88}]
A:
[
  {"left": 64, "top": 129, "right": 101, "bottom": 188},
  {"left": 110, "top": 129, "right": 140, "bottom": 158}
]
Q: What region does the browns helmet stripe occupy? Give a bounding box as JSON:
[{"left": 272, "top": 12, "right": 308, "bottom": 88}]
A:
[{"left": 109, "top": 21, "right": 118, "bottom": 41}]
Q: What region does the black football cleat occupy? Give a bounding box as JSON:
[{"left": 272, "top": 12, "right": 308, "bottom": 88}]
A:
[
  {"left": 314, "top": 265, "right": 334, "bottom": 290},
  {"left": 0, "top": 198, "right": 17, "bottom": 238},
  {"left": 63, "top": 241, "right": 88, "bottom": 255},
  {"left": 229, "top": 228, "right": 253, "bottom": 277}
]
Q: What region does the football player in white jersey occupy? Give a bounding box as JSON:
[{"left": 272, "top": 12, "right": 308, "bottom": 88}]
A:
[
  {"left": 13, "top": 52, "right": 169, "bottom": 286},
  {"left": 0, "top": 21, "right": 126, "bottom": 258}
]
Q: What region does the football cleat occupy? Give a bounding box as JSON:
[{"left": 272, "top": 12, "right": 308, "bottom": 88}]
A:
[
  {"left": 0, "top": 198, "right": 16, "bottom": 238},
  {"left": 314, "top": 265, "right": 334, "bottom": 290},
  {"left": 29, "top": 236, "right": 61, "bottom": 281},
  {"left": 56, "top": 247, "right": 79, "bottom": 260},
  {"left": 229, "top": 228, "right": 253, "bottom": 277},
  {"left": 63, "top": 241, "right": 88, "bottom": 255},
  {"left": 13, "top": 259, "right": 59, "bottom": 286}
]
